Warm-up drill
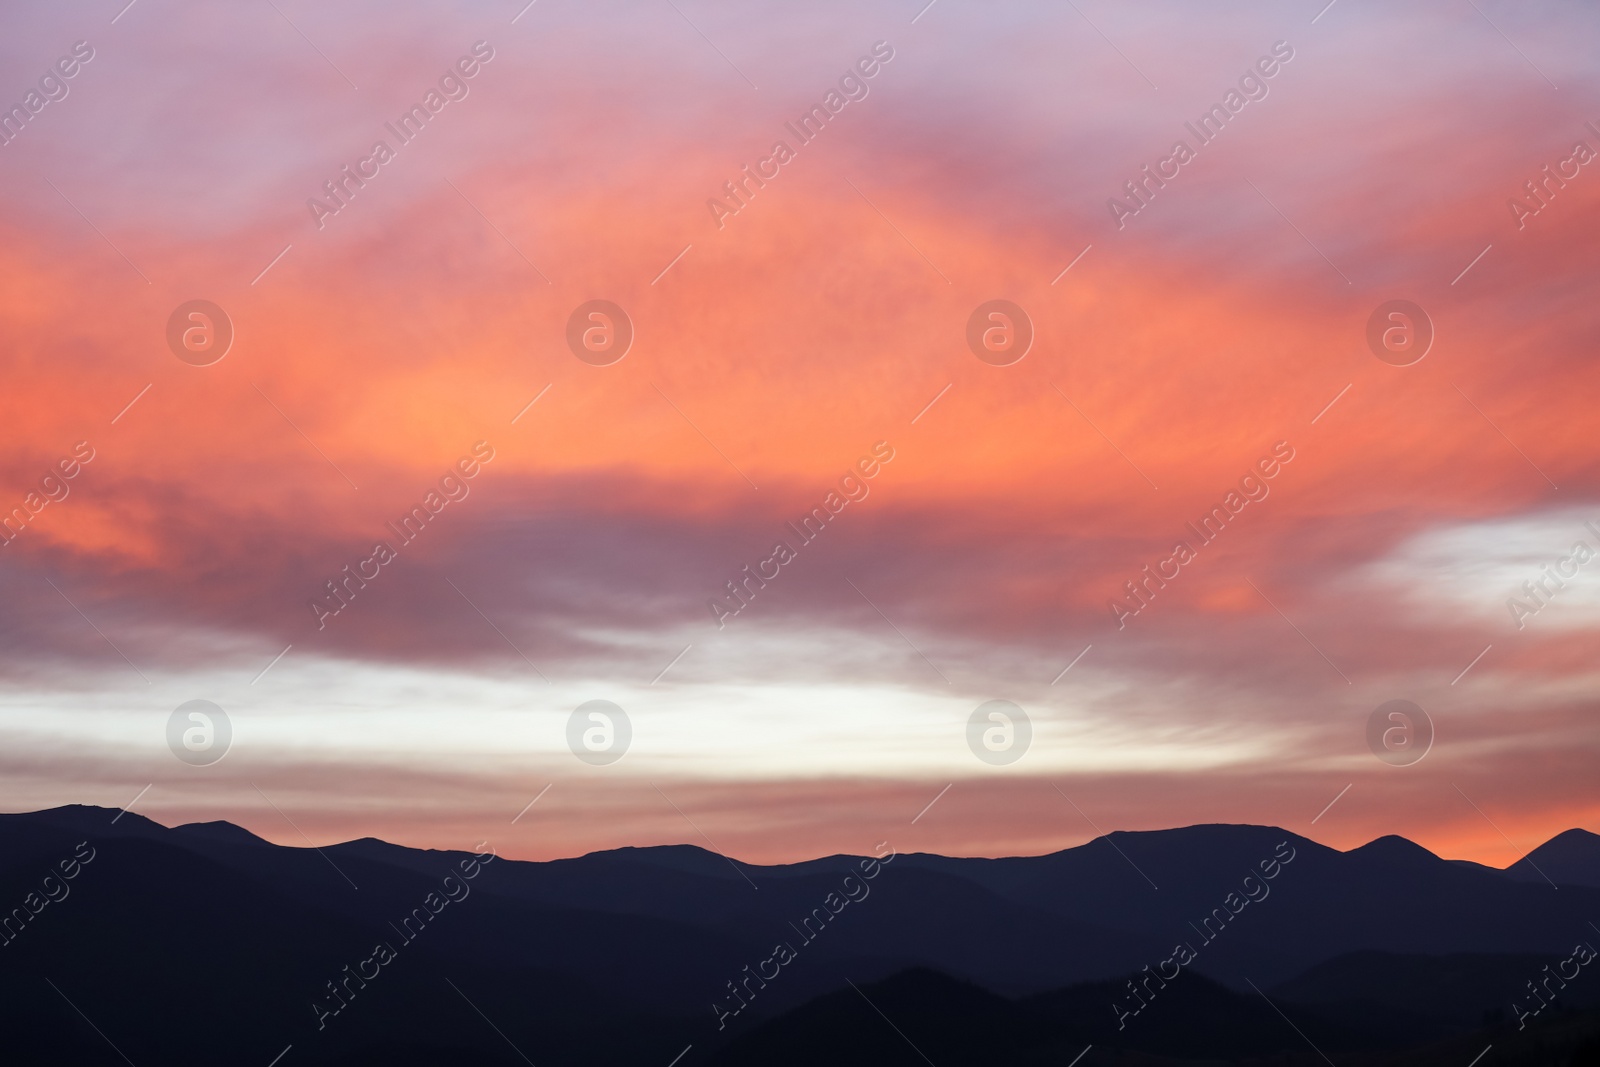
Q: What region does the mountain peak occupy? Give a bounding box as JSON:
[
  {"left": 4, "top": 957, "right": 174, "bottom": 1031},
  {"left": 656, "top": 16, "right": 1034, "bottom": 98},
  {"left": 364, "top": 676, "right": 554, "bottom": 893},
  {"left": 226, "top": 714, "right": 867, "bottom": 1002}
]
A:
[
  {"left": 1340, "top": 835, "right": 1451, "bottom": 877},
  {"left": 1507, "top": 827, "right": 1600, "bottom": 888},
  {"left": 1352, "top": 833, "right": 1440, "bottom": 856},
  {"left": 1530, "top": 827, "right": 1600, "bottom": 849},
  {"left": 172, "top": 820, "right": 271, "bottom": 846},
  {"left": 10, "top": 804, "right": 166, "bottom": 836},
  {"left": 578, "top": 842, "right": 756, "bottom": 875}
]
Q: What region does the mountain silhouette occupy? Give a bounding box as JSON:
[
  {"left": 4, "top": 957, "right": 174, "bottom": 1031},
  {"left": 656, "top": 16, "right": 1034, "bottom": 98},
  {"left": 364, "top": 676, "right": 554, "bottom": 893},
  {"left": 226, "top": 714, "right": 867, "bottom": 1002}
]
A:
[
  {"left": 0, "top": 806, "right": 1596, "bottom": 1065},
  {"left": 1506, "top": 827, "right": 1600, "bottom": 888}
]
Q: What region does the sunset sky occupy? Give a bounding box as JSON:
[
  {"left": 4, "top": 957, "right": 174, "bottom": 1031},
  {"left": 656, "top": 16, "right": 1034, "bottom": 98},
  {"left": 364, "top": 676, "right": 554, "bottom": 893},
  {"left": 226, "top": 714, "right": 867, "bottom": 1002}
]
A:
[{"left": 0, "top": 0, "right": 1595, "bottom": 866}]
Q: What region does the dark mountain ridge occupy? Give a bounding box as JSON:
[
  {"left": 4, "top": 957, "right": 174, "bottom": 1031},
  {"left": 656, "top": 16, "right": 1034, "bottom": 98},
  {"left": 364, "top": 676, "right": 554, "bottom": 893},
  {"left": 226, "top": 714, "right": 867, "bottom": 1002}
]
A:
[{"left": 0, "top": 805, "right": 1594, "bottom": 1065}]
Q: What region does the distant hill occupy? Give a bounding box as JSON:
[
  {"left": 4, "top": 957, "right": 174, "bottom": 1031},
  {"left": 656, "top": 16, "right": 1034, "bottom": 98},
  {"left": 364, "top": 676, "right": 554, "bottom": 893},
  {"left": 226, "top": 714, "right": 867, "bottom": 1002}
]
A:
[
  {"left": 1506, "top": 827, "right": 1600, "bottom": 888},
  {"left": 0, "top": 805, "right": 1596, "bottom": 1065}
]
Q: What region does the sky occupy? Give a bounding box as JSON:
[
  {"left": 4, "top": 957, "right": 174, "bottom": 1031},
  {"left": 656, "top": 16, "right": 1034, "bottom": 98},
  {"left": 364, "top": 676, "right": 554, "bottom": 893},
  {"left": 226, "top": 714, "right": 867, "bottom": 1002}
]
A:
[{"left": 0, "top": 0, "right": 1596, "bottom": 866}]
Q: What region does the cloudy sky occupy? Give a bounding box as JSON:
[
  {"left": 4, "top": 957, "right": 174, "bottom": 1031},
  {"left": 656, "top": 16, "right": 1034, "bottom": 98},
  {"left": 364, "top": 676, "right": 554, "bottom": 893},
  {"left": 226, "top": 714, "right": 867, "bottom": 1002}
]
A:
[{"left": 0, "top": 0, "right": 1595, "bottom": 864}]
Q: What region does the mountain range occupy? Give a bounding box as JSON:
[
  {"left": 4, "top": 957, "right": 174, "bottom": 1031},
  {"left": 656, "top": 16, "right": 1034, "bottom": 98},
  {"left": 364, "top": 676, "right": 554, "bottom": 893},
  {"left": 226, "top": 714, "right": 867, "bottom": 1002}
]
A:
[{"left": 1, "top": 805, "right": 1597, "bottom": 1065}]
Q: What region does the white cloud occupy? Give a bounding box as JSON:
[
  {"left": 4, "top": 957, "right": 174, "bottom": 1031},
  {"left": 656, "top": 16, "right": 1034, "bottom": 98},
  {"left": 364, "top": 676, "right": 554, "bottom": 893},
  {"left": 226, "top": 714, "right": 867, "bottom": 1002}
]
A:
[{"left": 1360, "top": 508, "right": 1600, "bottom": 632}]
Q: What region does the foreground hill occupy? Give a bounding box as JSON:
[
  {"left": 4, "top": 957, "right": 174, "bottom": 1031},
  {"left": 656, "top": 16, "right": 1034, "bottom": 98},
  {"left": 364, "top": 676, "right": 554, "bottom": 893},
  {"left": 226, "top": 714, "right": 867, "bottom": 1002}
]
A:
[{"left": 711, "top": 966, "right": 1600, "bottom": 1066}]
